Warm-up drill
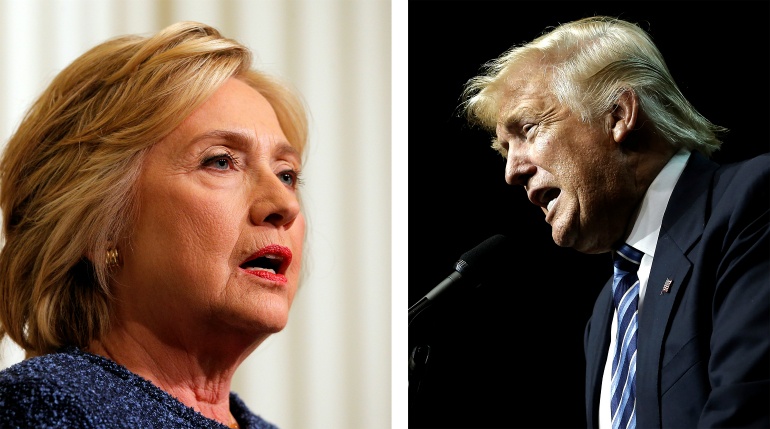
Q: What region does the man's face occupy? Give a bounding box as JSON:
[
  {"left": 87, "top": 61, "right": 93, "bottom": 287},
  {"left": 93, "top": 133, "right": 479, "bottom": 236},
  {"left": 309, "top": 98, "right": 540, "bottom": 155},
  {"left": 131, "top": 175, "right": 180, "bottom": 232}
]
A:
[{"left": 495, "top": 65, "right": 643, "bottom": 254}]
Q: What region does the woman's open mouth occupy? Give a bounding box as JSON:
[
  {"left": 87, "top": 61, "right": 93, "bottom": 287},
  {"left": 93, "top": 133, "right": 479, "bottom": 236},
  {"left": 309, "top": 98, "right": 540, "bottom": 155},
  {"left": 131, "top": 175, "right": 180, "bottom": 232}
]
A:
[{"left": 239, "top": 244, "right": 292, "bottom": 283}]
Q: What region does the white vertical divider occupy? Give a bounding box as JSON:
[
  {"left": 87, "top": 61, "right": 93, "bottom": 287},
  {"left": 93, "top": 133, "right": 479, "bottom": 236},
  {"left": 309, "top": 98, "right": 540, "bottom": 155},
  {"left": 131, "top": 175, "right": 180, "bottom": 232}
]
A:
[
  {"left": 0, "top": 2, "right": 391, "bottom": 429},
  {"left": 391, "top": 0, "right": 408, "bottom": 426}
]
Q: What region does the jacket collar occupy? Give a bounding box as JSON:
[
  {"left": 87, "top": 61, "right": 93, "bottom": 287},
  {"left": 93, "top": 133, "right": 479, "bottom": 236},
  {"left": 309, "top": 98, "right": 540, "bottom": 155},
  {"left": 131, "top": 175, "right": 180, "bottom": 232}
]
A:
[{"left": 660, "top": 151, "right": 719, "bottom": 253}]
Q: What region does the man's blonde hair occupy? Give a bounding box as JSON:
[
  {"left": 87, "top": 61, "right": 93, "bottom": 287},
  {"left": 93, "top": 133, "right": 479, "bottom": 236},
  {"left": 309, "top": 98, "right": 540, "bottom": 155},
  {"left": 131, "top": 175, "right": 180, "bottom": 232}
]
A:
[
  {"left": 0, "top": 22, "right": 308, "bottom": 357},
  {"left": 463, "top": 16, "right": 725, "bottom": 157}
]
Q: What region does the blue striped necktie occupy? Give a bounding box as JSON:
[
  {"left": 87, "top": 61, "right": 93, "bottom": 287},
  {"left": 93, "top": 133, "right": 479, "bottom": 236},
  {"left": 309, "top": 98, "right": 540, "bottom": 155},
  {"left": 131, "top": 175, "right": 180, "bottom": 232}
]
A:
[{"left": 610, "top": 244, "right": 643, "bottom": 429}]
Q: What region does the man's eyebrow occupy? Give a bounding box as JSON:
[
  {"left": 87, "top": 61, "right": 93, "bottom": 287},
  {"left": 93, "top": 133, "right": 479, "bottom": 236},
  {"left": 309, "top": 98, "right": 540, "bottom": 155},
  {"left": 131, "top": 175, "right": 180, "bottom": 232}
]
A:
[
  {"left": 189, "top": 129, "right": 299, "bottom": 158},
  {"left": 491, "top": 137, "right": 507, "bottom": 156},
  {"left": 493, "top": 106, "right": 538, "bottom": 155},
  {"left": 497, "top": 106, "right": 535, "bottom": 129}
]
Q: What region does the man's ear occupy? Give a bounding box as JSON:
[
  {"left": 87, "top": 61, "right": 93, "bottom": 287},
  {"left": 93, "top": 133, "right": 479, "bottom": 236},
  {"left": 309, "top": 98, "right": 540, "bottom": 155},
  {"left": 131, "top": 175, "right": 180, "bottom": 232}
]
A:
[{"left": 610, "top": 89, "right": 638, "bottom": 144}]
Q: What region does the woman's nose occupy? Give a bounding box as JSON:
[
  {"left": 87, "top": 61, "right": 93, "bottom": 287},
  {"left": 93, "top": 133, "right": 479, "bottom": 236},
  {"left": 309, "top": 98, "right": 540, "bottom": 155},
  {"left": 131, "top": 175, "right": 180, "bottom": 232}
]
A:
[{"left": 250, "top": 173, "right": 301, "bottom": 229}]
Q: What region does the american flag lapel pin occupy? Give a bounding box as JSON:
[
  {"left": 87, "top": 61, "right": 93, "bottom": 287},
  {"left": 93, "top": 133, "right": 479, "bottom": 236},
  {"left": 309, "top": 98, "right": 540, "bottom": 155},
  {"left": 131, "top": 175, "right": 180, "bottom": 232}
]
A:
[{"left": 661, "top": 278, "right": 673, "bottom": 295}]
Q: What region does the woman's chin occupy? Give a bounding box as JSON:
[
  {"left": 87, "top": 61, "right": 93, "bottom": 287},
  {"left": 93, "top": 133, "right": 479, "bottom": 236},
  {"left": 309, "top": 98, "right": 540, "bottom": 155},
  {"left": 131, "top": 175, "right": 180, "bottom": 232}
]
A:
[
  {"left": 253, "top": 311, "right": 290, "bottom": 334},
  {"left": 224, "top": 293, "right": 292, "bottom": 335}
]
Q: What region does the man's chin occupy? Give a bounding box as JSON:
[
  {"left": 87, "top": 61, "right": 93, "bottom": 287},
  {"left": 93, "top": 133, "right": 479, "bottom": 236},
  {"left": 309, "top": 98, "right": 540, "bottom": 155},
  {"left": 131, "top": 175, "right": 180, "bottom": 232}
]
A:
[
  {"left": 552, "top": 224, "right": 611, "bottom": 254},
  {"left": 551, "top": 224, "right": 578, "bottom": 249},
  {"left": 572, "top": 233, "right": 616, "bottom": 254}
]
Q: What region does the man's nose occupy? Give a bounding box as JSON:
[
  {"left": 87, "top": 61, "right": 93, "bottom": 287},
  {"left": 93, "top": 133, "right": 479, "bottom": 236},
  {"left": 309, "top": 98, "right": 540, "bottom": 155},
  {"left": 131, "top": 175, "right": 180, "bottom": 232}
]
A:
[{"left": 505, "top": 146, "right": 537, "bottom": 186}]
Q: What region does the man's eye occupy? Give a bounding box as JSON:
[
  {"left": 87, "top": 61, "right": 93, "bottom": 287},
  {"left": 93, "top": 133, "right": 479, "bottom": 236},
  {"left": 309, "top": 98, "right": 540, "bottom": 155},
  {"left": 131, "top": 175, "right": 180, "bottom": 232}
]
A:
[{"left": 523, "top": 124, "right": 536, "bottom": 134}]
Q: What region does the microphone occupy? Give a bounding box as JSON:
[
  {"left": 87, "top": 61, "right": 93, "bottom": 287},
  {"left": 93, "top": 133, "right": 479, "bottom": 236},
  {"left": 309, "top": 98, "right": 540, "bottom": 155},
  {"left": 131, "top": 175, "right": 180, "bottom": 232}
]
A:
[{"left": 408, "top": 234, "right": 507, "bottom": 325}]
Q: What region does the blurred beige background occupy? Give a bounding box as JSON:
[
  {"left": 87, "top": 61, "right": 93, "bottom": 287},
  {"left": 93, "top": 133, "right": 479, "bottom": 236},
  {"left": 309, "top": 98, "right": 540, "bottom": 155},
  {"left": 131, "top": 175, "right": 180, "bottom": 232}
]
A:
[{"left": 0, "top": 1, "right": 392, "bottom": 428}]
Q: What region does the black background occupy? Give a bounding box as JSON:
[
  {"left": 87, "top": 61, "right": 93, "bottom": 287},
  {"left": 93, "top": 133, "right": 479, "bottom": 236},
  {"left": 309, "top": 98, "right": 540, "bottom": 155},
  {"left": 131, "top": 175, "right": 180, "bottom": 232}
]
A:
[{"left": 407, "top": 2, "right": 770, "bottom": 428}]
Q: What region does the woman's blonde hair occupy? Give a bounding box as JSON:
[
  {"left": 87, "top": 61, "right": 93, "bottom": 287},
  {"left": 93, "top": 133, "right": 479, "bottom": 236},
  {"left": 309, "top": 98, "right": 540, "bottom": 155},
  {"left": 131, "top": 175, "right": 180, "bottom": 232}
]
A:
[
  {"left": 0, "top": 22, "right": 308, "bottom": 357},
  {"left": 463, "top": 16, "right": 726, "bottom": 157}
]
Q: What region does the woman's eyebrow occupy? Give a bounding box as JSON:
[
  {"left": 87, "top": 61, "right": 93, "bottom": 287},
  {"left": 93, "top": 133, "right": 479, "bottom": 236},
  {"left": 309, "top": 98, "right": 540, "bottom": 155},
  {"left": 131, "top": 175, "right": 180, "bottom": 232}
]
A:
[
  {"left": 273, "top": 141, "right": 300, "bottom": 160},
  {"left": 189, "top": 129, "right": 253, "bottom": 149},
  {"left": 189, "top": 129, "right": 297, "bottom": 158}
]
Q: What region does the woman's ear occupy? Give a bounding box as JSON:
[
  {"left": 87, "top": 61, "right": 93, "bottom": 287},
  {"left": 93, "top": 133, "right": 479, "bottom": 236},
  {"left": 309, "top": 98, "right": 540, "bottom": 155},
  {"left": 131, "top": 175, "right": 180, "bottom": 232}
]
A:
[
  {"left": 610, "top": 89, "right": 639, "bottom": 144},
  {"left": 83, "top": 241, "right": 120, "bottom": 268}
]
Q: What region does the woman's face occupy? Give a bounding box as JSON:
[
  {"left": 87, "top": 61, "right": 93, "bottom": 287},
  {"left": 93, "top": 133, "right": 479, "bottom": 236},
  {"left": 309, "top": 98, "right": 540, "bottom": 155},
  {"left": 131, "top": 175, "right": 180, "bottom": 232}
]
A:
[{"left": 114, "top": 78, "right": 304, "bottom": 341}]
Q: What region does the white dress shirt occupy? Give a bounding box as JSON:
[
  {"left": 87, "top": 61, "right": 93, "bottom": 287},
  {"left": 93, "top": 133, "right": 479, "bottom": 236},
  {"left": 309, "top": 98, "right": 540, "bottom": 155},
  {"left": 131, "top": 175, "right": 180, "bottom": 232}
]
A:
[{"left": 598, "top": 149, "right": 690, "bottom": 429}]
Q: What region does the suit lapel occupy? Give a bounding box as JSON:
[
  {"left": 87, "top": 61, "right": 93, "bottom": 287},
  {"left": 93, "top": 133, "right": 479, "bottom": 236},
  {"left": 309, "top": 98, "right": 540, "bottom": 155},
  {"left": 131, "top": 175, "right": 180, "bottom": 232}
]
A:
[
  {"left": 636, "top": 152, "right": 718, "bottom": 428},
  {"left": 637, "top": 238, "right": 692, "bottom": 428}
]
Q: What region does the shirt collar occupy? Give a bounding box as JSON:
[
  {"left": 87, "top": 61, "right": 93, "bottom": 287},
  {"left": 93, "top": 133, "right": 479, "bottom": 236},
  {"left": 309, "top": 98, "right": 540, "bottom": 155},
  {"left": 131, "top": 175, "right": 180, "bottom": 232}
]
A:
[{"left": 625, "top": 148, "right": 690, "bottom": 257}]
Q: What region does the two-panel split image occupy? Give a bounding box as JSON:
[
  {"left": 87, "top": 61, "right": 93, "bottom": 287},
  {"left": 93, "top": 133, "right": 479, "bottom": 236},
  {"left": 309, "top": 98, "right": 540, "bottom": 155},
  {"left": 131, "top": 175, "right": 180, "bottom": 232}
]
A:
[{"left": 0, "top": 1, "right": 768, "bottom": 429}]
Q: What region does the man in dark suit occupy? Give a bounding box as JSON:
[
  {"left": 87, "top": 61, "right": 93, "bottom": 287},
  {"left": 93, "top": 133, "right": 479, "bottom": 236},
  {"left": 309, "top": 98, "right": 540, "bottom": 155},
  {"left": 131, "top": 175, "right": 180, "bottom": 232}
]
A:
[{"left": 462, "top": 16, "right": 769, "bottom": 428}]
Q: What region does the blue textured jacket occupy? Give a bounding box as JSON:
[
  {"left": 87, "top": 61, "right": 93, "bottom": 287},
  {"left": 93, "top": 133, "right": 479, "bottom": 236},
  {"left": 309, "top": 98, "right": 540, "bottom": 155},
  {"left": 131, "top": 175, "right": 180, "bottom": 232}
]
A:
[{"left": 0, "top": 346, "right": 278, "bottom": 428}]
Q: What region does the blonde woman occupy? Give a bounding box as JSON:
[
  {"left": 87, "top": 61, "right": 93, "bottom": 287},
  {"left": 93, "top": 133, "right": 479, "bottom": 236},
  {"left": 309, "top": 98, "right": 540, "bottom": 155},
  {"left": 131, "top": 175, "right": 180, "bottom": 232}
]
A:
[{"left": 0, "top": 22, "right": 307, "bottom": 428}]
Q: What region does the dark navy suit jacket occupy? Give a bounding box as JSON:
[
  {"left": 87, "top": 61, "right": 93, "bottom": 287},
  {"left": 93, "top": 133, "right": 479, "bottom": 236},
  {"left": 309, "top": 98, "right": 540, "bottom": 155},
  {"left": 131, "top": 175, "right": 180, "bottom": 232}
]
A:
[{"left": 584, "top": 152, "right": 769, "bottom": 428}]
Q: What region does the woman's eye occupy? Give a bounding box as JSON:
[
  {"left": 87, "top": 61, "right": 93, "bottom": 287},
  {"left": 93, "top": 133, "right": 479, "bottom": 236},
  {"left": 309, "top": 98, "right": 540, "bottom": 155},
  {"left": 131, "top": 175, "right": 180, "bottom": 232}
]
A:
[
  {"left": 203, "top": 154, "right": 235, "bottom": 171},
  {"left": 213, "top": 158, "right": 230, "bottom": 170},
  {"left": 278, "top": 170, "right": 300, "bottom": 188}
]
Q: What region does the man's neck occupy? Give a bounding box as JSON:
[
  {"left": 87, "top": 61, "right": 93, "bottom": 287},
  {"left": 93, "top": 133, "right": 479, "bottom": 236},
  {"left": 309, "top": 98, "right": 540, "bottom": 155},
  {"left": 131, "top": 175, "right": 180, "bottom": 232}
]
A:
[{"left": 623, "top": 148, "right": 690, "bottom": 245}]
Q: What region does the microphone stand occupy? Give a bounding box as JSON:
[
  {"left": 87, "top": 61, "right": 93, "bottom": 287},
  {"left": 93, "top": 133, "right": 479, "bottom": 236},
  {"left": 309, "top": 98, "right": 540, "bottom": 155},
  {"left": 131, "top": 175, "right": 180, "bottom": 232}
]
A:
[
  {"left": 408, "top": 291, "right": 438, "bottom": 400},
  {"left": 408, "top": 344, "right": 431, "bottom": 399},
  {"left": 408, "top": 235, "right": 508, "bottom": 408},
  {"left": 409, "top": 294, "right": 431, "bottom": 401},
  {"left": 408, "top": 280, "right": 489, "bottom": 404}
]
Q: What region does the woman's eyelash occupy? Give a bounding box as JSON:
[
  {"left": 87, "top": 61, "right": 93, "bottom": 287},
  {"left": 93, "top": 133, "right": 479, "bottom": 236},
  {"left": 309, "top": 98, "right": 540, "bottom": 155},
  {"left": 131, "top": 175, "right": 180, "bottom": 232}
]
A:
[
  {"left": 279, "top": 169, "right": 304, "bottom": 188},
  {"left": 202, "top": 152, "right": 240, "bottom": 169},
  {"left": 294, "top": 170, "right": 304, "bottom": 187},
  {"left": 201, "top": 152, "right": 302, "bottom": 188}
]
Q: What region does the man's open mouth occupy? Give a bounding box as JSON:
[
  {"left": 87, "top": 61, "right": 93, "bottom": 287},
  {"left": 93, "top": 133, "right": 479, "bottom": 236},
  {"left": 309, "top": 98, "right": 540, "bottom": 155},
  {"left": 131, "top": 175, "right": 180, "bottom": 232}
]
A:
[{"left": 544, "top": 188, "right": 561, "bottom": 213}]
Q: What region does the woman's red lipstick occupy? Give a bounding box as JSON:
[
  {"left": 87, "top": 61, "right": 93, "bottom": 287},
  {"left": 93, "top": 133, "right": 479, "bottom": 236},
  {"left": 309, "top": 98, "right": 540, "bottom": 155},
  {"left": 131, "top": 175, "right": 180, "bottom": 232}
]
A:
[{"left": 239, "top": 244, "right": 292, "bottom": 283}]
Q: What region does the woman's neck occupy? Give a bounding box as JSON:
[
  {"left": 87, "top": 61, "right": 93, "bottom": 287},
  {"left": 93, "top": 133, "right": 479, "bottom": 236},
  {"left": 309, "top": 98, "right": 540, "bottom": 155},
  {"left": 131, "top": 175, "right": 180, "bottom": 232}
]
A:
[{"left": 87, "top": 318, "right": 265, "bottom": 426}]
